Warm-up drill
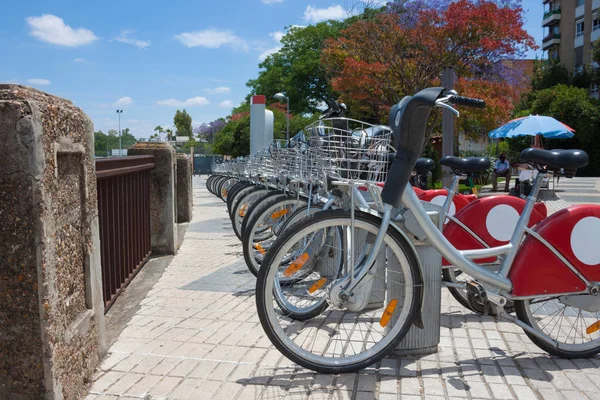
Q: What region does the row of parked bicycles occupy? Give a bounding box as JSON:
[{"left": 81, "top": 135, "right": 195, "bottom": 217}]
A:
[{"left": 205, "top": 87, "right": 599, "bottom": 374}]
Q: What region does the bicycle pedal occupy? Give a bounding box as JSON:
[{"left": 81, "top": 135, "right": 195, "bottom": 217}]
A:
[{"left": 466, "top": 281, "right": 488, "bottom": 306}]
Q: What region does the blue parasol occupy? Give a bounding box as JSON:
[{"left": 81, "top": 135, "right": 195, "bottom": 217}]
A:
[{"left": 488, "top": 115, "right": 575, "bottom": 139}]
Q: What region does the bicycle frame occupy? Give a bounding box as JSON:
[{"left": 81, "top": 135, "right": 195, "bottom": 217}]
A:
[{"left": 345, "top": 172, "right": 550, "bottom": 296}]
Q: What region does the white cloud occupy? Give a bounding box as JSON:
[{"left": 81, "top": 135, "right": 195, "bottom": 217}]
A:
[
  {"left": 262, "top": 0, "right": 284, "bottom": 4},
  {"left": 73, "top": 57, "right": 85, "bottom": 63},
  {"left": 204, "top": 86, "right": 231, "bottom": 94},
  {"left": 175, "top": 29, "right": 248, "bottom": 51},
  {"left": 114, "top": 30, "right": 150, "bottom": 49},
  {"left": 26, "top": 14, "right": 97, "bottom": 47},
  {"left": 258, "top": 30, "right": 286, "bottom": 60},
  {"left": 157, "top": 97, "right": 210, "bottom": 107},
  {"left": 259, "top": 46, "right": 282, "bottom": 61},
  {"left": 128, "top": 119, "right": 140, "bottom": 124},
  {"left": 303, "top": 5, "right": 346, "bottom": 23},
  {"left": 114, "top": 96, "right": 133, "bottom": 106},
  {"left": 270, "top": 31, "right": 285, "bottom": 43},
  {"left": 27, "top": 78, "right": 51, "bottom": 85},
  {"left": 219, "top": 100, "right": 234, "bottom": 108}
]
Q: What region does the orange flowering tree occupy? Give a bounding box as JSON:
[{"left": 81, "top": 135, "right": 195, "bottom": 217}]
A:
[{"left": 322, "top": 0, "right": 536, "bottom": 136}]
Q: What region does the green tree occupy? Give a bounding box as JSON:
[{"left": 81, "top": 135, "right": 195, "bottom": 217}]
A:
[
  {"left": 531, "top": 58, "right": 569, "bottom": 90},
  {"left": 94, "top": 130, "right": 108, "bottom": 156},
  {"left": 246, "top": 14, "right": 382, "bottom": 115},
  {"left": 154, "top": 125, "right": 164, "bottom": 141},
  {"left": 174, "top": 110, "right": 193, "bottom": 137},
  {"left": 514, "top": 84, "right": 600, "bottom": 175},
  {"left": 213, "top": 104, "right": 318, "bottom": 156},
  {"left": 165, "top": 128, "right": 175, "bottom": 141},
  {"left": 120, "top": 128, "right": 137, "bottom": 148}
]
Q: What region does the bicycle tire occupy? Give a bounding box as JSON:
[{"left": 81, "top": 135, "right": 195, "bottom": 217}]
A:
[
  {"left": 515, "top": 299, "right": 600, "bottom": 359},
  {"left": 242, "top": 194, "right": 308, "bottom": 276},
  {"left": 256, "top": 209, "right": 423, "bottom": 373}
]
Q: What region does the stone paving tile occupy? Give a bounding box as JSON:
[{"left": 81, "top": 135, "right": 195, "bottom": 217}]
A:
[{"left": 87, "top": 177, "right": 600, "bottom": 399}]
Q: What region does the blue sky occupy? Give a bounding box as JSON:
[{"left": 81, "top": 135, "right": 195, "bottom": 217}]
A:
[{"left": 0, "top": 0, "right": 544, "bottom": 138}]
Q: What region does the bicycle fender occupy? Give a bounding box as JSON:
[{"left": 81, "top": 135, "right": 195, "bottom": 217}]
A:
[
  {"left": 509, "top": 205, "right": 600, "bottom": 297},
  {"left": 442, "top": 195, "right": 547, "bottom": 266}
]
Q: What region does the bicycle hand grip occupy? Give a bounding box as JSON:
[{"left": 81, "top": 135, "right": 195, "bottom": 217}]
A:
[{"left": 449, "top": 95, "right": 486, "bottom": 109}]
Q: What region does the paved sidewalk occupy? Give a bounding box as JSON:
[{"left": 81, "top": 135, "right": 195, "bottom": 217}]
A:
[{"left": 87, "top": 177, "right": 600, "bottom": 400}]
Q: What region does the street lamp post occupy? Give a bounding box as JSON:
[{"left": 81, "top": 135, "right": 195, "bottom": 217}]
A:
[
  {"left": 273, "top": 92, "right": 289, "bottom": 141},
  {"left": 116, "top": 109, "right": 123, "bottom": 156}
]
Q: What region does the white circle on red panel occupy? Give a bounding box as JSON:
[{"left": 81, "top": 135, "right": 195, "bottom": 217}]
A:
[
  {"left": 430, "top": 195, "right": 456, "bottom": 219},
  {"left": 486, "top": 204, "right": 520, "bottom": 242},
  {"left": 570, "top": 216, "right": 600, "bottom": 266}
]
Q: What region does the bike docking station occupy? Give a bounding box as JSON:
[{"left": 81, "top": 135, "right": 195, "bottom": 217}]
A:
[{"left": 393, "top": 201, "right": 443, "bottom": 356}]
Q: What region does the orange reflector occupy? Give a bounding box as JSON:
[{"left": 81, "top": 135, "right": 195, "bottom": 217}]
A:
[
  {"left": 254, "top": 243, "right": 266, "bottom": 254},
  {"left": 270, "top": 209, "right": 289, "bottom": 219},
  {"left": 222, "top": 189, "right": 228, "bottom": 197},
  {"left": 239, "top": 204, "right": 248, "bottom": 217},
  {"left": 283, "top": 252, "right": 309, "bottom": 277},
  {"left": 309, "top": 278, "right": 327, "bottom": 294},
  {"left": 379, "top": 299, "right": 398, "bottom": 328},
  {"left": 586, "top": 320, "right": 600, "bottom": 334}
]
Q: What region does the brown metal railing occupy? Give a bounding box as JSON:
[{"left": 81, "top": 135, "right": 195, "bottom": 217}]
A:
[{"left": 96, "top": 156, "right": 155, "bottom": 311}]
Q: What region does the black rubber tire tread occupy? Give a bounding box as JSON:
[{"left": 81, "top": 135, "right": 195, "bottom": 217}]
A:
[
  {"left": 238, "top": 191, "right": 284, "bottom": 239},
  {"left": 206, "top": 175, "right": 217, "bottom": 193},
  {"left": 255, "top": 209, "right": 423, "bottom": 374},
  {"left": 230, "top": 186, "right": 269, "bottom": 223},
  {"left": 228, "top": 184, "right": 259, "bottom": 220},
  {"left": 209, "top": 175, "right": 223, "bottom": 194},
  {"left": 215, "top": 177, "right": 232, "bottom": 201},
  {"left": 242, "top": 195, "right": 307, "bottom": 277},
  {"left": 514, "top": 300, "right": 600, "bottom": 359},
  {"left": 231, "top": 189, "right": 277, "bottom": 240},
  {"left": 217, "top": 178, "right": 238, "bottom": 202},
  {"left": 210, "top": 176, "right": 227, "bottom": 195},
  {"left": 226, "top": 182, "right": 253, "bottom": 214}
]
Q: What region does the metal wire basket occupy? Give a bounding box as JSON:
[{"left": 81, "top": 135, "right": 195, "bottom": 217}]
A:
[{"left": 304, "top": 118, "right": 394, "bottom": 184}]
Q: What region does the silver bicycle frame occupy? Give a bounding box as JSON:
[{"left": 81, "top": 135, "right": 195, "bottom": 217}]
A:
[
  {"left": 400, "top": 173, "right": 547, "bottom": 292},
  {"left": 438, "top": 174, "right": 463, "bottom": 229}
]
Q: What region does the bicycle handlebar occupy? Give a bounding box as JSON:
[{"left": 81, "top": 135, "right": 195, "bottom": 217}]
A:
[
  {"left": 448, "top": 95, "right": 486, "bottom": 109},
  {"left": 382, "top": 87, "right": 486, "bottom": 208}
]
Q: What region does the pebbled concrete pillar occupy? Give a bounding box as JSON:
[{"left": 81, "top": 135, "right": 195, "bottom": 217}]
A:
[
  {"left": 128, "top": 143, "right": 177, "bottom": 255},
  {"left": 0, "top": 84, "right": 106, "bottom": 400},
  {"left": 176, "top": 154, "right": 193, "bottom": 223}
]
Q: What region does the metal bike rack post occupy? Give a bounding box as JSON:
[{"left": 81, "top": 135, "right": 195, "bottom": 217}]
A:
[{"left": 391, "top": 203, "right": 443, "bottom": 356}]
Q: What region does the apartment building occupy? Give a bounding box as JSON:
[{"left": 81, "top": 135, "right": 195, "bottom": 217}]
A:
[{"left": 542, "top": 0, "right": 600, "bottom": 72}]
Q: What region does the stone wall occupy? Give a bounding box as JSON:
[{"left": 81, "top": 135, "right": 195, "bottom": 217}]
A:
[
  {"left": 176, "top": 154, "right": 193, "bottom": 223},
  {"left": 0, "top": 85, "right": 105, "bottom": 399},
  {"left": 129, "top": 143, "right": 177, "bottom": 255}
]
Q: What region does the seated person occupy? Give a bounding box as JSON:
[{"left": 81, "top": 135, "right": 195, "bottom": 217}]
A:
[{"left": 492, "top": 153, "right": 510, "bottom": 192}]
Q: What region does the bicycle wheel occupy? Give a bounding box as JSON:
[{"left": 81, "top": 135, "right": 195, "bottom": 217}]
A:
[
  {"left": 206, "top": 175, "right": 218, "bottom": 194},
  {"left": 227, "top": 182, "right": 253, "bottom": 214},
  {"left": 229, "top": 184, "right": 260, "bottom": 220},
  {"left": 210, "top": 176, "right": 227, "bottom": 195},
  {"left": 238, "top": 190, "right": 283, "bottom": 239},
  {"left": 217, "top": 178, "right": 238, "bottom": 202},
  {"left": 515, "top": 296, "right": 600, "bottom": 358},
  {"left": 242, "top": 195, "right": 309, "bottom": 276},
  {"left": 256, "top": 209, "right": 422, "bottom": 373},
  {"left": 231, "top": 188, "right": 276, "bottom": 240}
]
